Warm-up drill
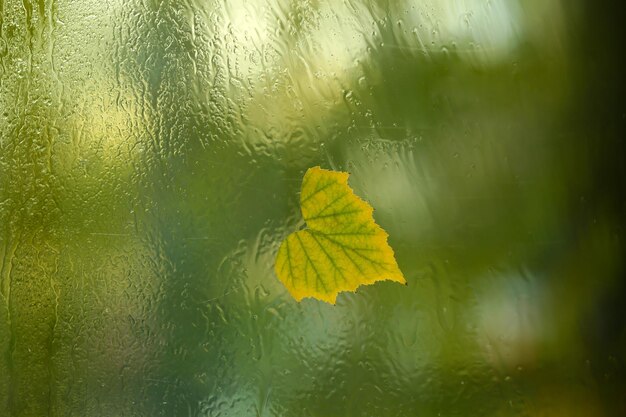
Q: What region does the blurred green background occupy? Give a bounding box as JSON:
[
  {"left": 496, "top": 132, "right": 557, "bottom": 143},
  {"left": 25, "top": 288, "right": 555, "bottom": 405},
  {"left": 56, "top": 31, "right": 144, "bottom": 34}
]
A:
[{"left": 1, "top": 0, "right": 625, "bottom": 416}]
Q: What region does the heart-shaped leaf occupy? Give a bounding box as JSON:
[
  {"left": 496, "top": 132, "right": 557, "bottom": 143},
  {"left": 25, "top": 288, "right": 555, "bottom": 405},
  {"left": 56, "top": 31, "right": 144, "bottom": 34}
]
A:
[{"left": 275, "top": 166, "right": 406, "bottom": 304}]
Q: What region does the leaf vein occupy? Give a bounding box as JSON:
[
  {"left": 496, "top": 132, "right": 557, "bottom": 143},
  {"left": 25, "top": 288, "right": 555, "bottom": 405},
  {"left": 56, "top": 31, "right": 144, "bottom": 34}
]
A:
[
  {"left": 306, "top": 231, "right": 348, "bottom": 286},
  {"left": 307, "top": 208, "right": 363, "bottom": 221},
  {"left": 300, "top": 180, "right": 335, "bottom": 204},
  {"left": 295, "top": 232, "right": 328, "bottom": 293}
]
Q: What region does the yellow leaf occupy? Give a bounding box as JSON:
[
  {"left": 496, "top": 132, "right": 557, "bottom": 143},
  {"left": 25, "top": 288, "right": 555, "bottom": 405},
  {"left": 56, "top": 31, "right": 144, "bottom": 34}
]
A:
[{"left": 275, "top": 166, "right": 406, "bottom": 304}]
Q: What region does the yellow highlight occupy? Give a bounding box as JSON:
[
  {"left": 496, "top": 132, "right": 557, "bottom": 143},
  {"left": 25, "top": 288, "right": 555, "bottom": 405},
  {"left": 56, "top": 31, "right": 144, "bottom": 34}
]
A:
[{"left": 275, "top": 166, "right": 406, "bottom": 304}]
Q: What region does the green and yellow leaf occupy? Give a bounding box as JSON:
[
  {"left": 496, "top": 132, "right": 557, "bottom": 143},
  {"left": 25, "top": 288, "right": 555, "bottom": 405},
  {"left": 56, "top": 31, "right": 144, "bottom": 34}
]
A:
[{"left": 275, "top": 166, "right": 406, "bottom": 304}]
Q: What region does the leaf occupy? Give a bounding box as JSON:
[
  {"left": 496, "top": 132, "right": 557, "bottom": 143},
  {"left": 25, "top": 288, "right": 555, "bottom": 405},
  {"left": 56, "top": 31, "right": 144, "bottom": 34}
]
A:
[{"left": 275, "top": 166, "right": 406, "bottom": 304}]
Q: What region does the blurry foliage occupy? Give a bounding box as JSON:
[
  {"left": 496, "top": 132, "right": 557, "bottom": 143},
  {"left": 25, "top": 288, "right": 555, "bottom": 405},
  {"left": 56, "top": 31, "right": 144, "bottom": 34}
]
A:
[{"left": 0, "top": 0, "right": 624, "bottom": 416}]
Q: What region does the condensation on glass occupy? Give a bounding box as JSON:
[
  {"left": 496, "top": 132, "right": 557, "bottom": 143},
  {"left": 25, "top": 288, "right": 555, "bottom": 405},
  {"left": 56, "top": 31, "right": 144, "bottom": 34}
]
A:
[{"left": 0, "top": 1, "right": 623, "bottom": 416}]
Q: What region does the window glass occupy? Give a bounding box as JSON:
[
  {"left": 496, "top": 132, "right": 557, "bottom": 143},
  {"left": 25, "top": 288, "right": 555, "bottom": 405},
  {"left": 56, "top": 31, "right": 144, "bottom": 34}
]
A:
[{"left": 0, "top": 1, "right": 624, "bottom": 416}]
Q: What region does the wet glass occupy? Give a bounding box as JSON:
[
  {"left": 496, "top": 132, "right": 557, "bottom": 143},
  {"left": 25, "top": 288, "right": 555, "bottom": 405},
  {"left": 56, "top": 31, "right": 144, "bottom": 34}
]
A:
[{"left": 1, "top": 0, "right": 624, "bottom": 416}]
